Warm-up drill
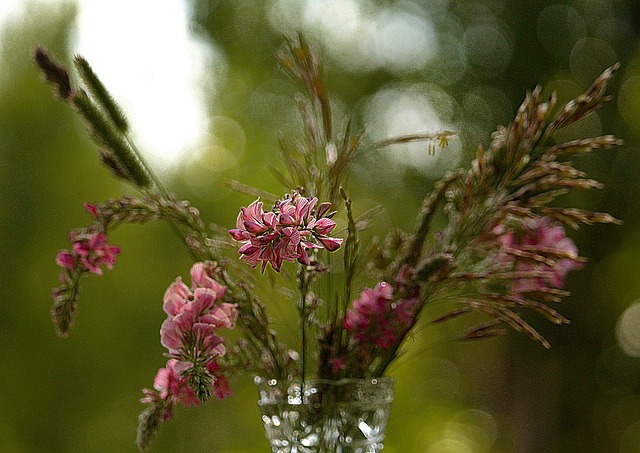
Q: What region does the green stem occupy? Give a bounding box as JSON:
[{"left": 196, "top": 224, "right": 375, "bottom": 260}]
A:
[
  {"left": 298, "top": 264, "right": 311, "bottom": 382},
  {"left": 125, "top": 136, "right": 166, "bottom": 196},
  {"left": 301, "top": 294, "right": 306, "bottom": 382},
  {"left": 124, "top": 135, "right": 202, "bottom": 262}
]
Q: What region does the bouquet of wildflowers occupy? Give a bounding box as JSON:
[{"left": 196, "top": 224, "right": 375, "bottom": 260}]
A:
[{"left": 36, "top": 35, "right": 622, "bottom": 451}]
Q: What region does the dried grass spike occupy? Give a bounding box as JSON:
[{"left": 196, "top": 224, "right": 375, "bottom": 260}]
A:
[
  {"left": 74, "top": 55, "right": 130, "bottom": 132},
  {"left": 34, "top": 46, "right": 72, "bottom": 100}
]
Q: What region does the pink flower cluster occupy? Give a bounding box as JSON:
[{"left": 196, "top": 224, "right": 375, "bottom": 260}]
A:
[
  {"left": 148, "top": 262, "right": 236, "bottom": 411},
  {"left": 161, "top": 262, "right": 236, "bottom": 364},
  {"left": 55, "top": 230, "right": 120, "bottom": 276},
  {"left": 497, "top": 217, "right": 583, "bottom": 294},
  {"left": 344, "top": 282, "right": 418, "bottom": 349},
  {"left": 229, "top": 192, "right": 343, "bottom": 272},
  {"left": 142, "top": 359, "right": 200, "bottom": 420},
  {"left": 142, "top": 358, "right": 232, "bottom": 421}
]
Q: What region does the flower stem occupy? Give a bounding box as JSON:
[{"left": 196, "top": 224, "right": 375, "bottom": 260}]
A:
[
  {"left": 124, "top": 135, "right": 202, "bottom": 262},
  {"left": 301, "top": 294, "right": 307, "bottom": 382},
  {"left": 297, "top": 264, "right": 311, "bottom": 382}
]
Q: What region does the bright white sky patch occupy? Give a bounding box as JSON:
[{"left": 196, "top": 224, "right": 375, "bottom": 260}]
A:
[
  {"left": 74, "top": 0, "right": 218, "bottom": 169},
  {"left": 2, "top": 0, "right": 217, "bottom": 170}
]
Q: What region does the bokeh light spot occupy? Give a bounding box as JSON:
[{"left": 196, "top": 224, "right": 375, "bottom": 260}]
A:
[
  {"left": 364, "top": 85, "right": 462, "bottom": 177},
  {"left": 451, "top": 409, "right": 498, "bottom": 452},
  {"left": 618, "top": 76, "right": 640, "bottom": 132},
  {"left": 427, "top": 438, "right": 474, "bottom": 453},
  {"left": 537, "top": 5, "right": 586, "bottom": 56},
  {"left": 616, "top": 301, "right": 640, "bottom": 357},
  {"left": 426, "top": 32, "right": 468, "bottom": 86},
  {"left": 271, "top": 0, "right": 437, "bottom": 73},
  {"left": 462, "top": 85, "right": 513, "bottom": 131},
  {"left": 463, "top": 23, "right": 512, "bottom": 76},
  {"left": 570, "top": 37, "right": 618, "bottom": 86},
  {"left": 620, "top": 420, "right": 640, "bottom": 453}
]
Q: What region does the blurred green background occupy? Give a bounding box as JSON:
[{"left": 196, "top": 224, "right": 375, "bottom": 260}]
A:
[{"left": 2, "top": 0, "right": 640, "bottom": 452}]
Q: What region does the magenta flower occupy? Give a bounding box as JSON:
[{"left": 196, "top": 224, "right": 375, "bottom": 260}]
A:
[
  {"left": 206, "top": 360, "right": 233, "bottom": 400},
  {"left": 84, "top": 202, "right": 99, "bottom": 219},
  {"left": 143, "top": 262, "right": 236, "bottom": 417},
  {"left": 160, "top": 262, "right": 236, "bottom": 365},
  {"left": 138, "top": 355, "right": 233, "bottom": 448},
  {"left": 55, "top": 251, "right": 75, "bottom": 270},
  {"left": 496, "top": 217, "right": 583, "bottom": 295},
  {"left": 344, "top": 282, "right": 418, "bottom": 349},
  {"left": 155, "top": 360, "right": 200, "bottom": 407},
  {"left": 55, "top": 230, "right": 120, "bottom": 275},
  {"left": 229, "top": 192, "right": 343, "bottom": 272}
]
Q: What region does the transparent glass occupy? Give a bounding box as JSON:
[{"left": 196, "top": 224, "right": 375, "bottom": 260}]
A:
[{"left": 255, "top": 376, "right": 394, "bottom": 453}]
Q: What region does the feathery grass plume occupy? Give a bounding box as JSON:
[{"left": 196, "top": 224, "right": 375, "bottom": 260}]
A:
[
  {"left": 326, "top": 120, "right": 365, "bottom": 202},
  {"left": 547, "top": 63, "right": 620, "bottom": 133},
  {"left": 458, "top": 319, "right": 509, "bottom": 342},
  {"left": 276, "top": 35, "right": 457, "bottom": 208},
  {"left": 362, "top": 64, "right": 622, "bottom": 354},
  {"left": 99, "top": 149, "right": 137, "bottom": 182},
  {"left": 279, "top": 32, "right": 331, "bottom": 140},
  {"left": 40, "top": 35, "right": 344, "bottom": 448},
  {"left": 136, "top": 403, "right": 164, "bottom": 452},
  {"left": 71, "top": 91, "right": 152, "bottom": 188},
  {"left": 276, "top": 34, "right": 367, "bottom": 206},
  {"left": 74, "top": 55, "right": 130, "bottom": 132},
  {"left": 410, "top": 65, "right": 623, "bottom": 348},
  {"left": 33, "top": 46, "right": 73, "bottom": 100}
]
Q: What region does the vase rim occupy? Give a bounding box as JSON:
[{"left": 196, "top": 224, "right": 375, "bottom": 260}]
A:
[{"left": 254, "top": 376, "right": 394, "bottom": 386}]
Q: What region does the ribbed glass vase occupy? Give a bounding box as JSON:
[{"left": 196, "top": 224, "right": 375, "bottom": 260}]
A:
[{"left": 255, "top": 376, "right": 394, "bottom": 453}]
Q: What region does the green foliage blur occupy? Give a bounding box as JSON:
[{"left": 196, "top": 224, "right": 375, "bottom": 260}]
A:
[{"left": 2, "top": 1, "right": 640, "bottom": 452}]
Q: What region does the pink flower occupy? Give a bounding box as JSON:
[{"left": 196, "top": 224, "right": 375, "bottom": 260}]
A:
[
  {"left": 496, "top": 217, "right": 583, "bottom": 295},
  {"left": 212, "top": 376, "right": 233, "bottom": 399},
  {"left": 56, "top": 230, "right": 120, "bottom": 275},
  {"left": 159, "top": 262, "right": 236, "bottom": 364},
  {"left": 190, "top": 262, "right": 228, "bottom": 298},
  {"left": 140, "top": 359, "right": 202, "bottom": 422},
  {"left": 72, "top": 231, "right": 120, "bottom": 275},
  {"left": 55, "top": 250, "right": 75, "bottom": 270},
  {"left": 206, "top": 360, "right": 233, "bottom": 400},
  {"left": 84, "top": 203, "right": 99, "bottom": 219},
  {"left": 153, "top": 359, "right": 200, "bottom": 410},
  {"left": 146, "top": 263, "right": 236, "bottom": 413},
  {"left": 344, "top": 282, "right": 418, "bottom": 349},
  {"left": 229, "top": 192, "right": 343, "bottom": 272}
]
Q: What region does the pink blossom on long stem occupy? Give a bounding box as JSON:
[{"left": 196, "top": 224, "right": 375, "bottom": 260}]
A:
[
  {"left": 496, "top": 217, "right": 583, "bottom": 295},
  {"left": 141, "top": 358, "right": 232, "bottom": 424},
  {"left": 140, "top": 262, "right": 236, "bottom": 435},
  {"left": 55, "top": 230, "right": 120, "bottom": 275},
  {"left": 229, "top": 192, "right": 343, "bottom": 272},
  {"left": 160, "top": 262, "right": 235, "bottom": 363},
  {"left": 141, "top": 359, "right": 200, "bottom": 421}
]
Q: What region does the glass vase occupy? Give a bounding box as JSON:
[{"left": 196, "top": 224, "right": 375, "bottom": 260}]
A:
[{"left": 255, "top": 376, "right": 394, "bottom": 453}]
